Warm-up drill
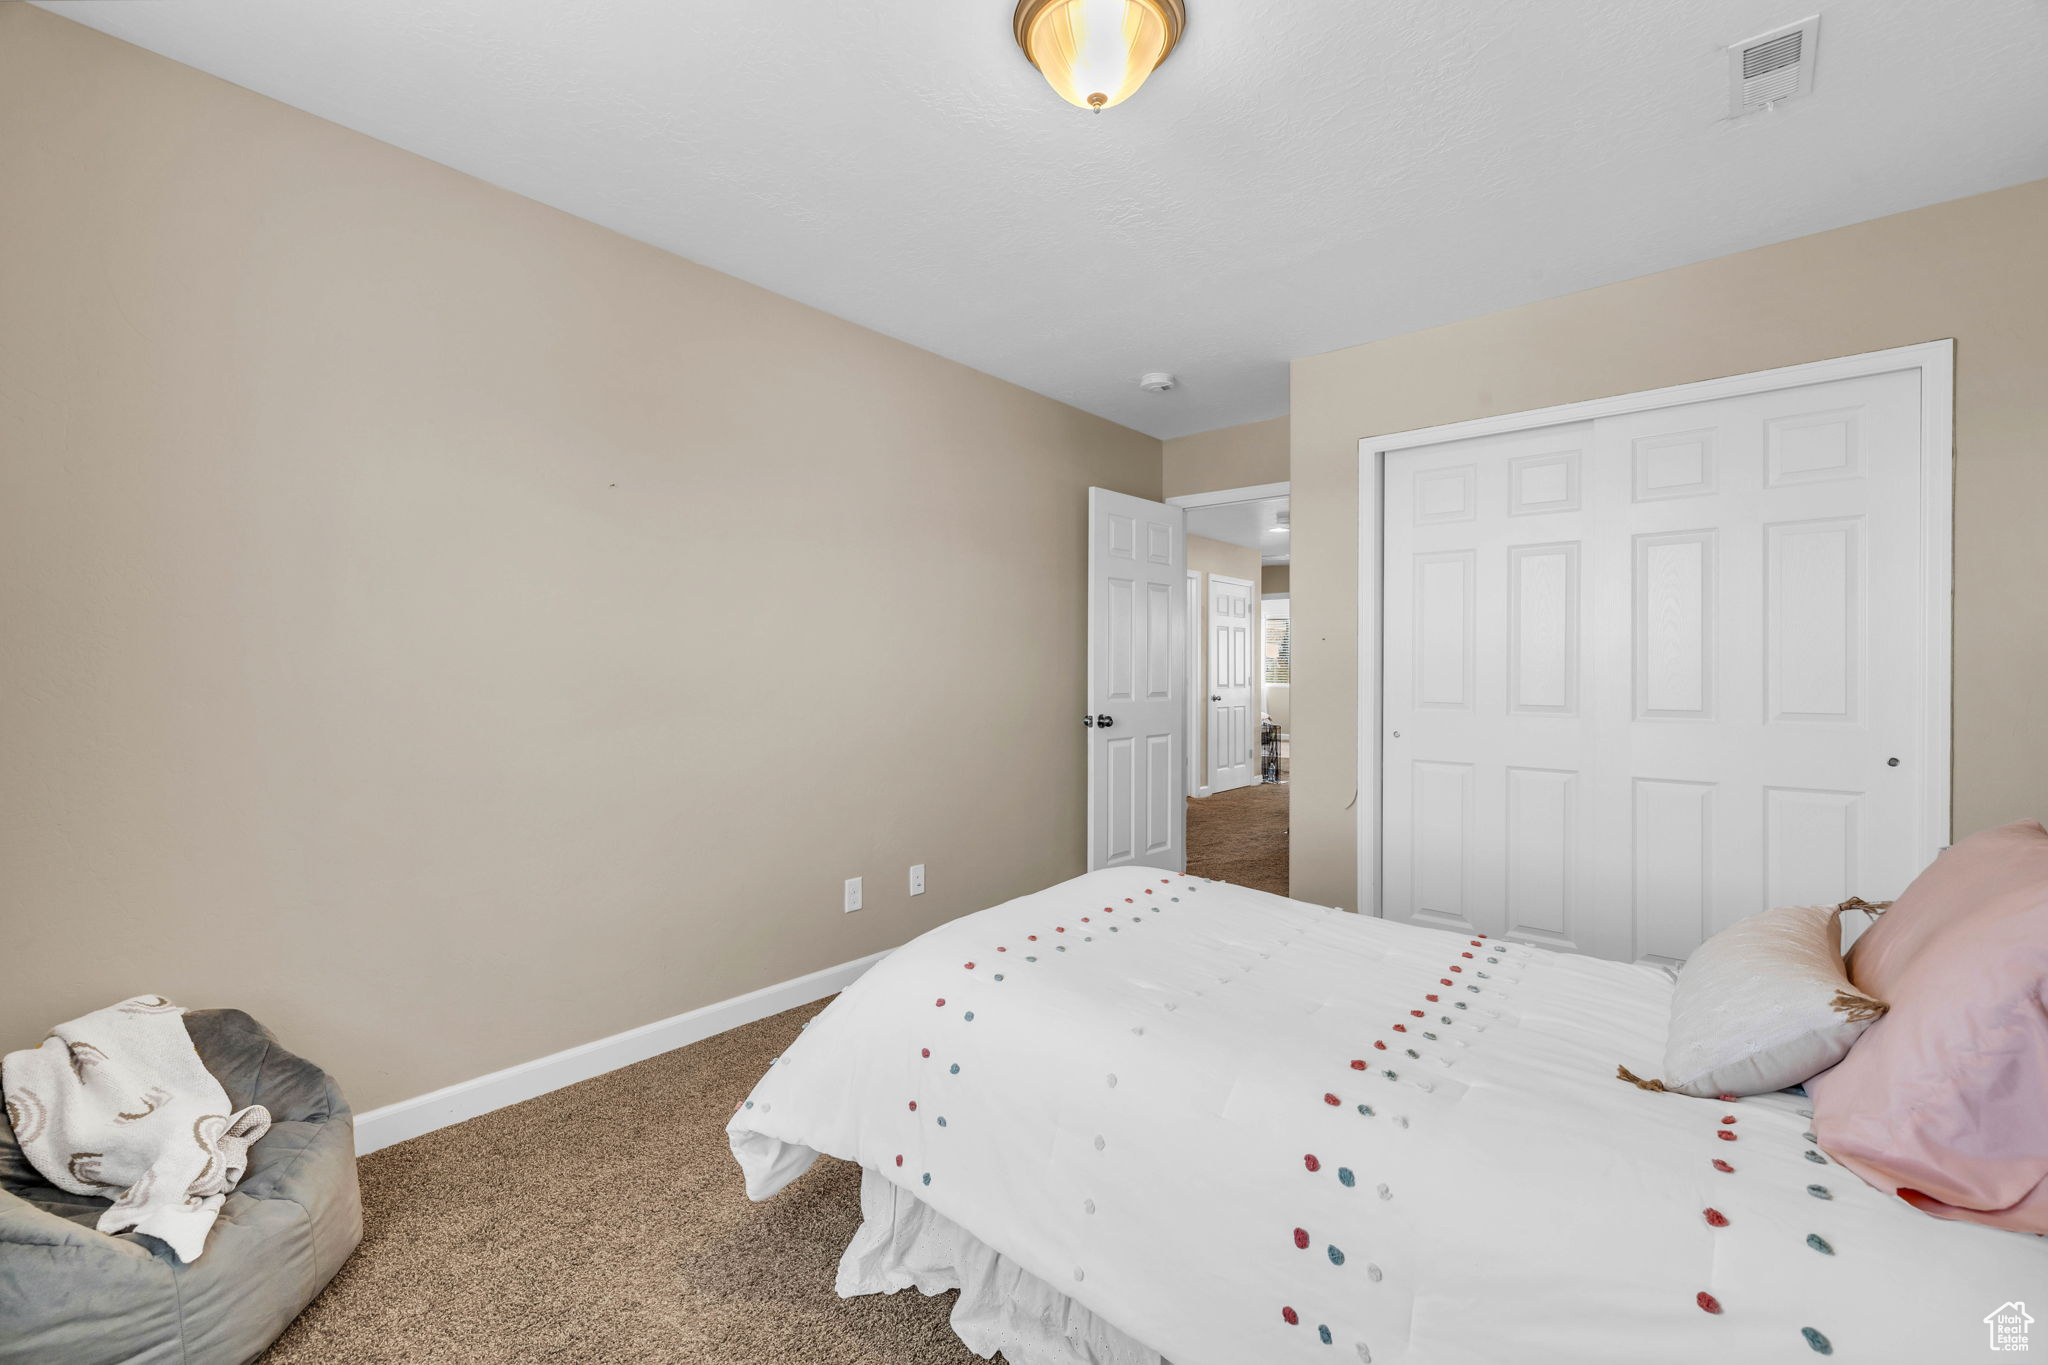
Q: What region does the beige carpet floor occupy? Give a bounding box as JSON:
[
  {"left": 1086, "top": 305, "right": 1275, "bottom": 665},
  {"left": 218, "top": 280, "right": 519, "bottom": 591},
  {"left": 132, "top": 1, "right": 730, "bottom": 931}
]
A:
[
  {"left": 1185, "top": 777, "right": 1289, "bottom": 896},
  {"left": 263, "top": 998, "right": 981, "bottom": 1365},
  {"left": 265, "top": 802, "right": 1287, "bottom": 1363}
]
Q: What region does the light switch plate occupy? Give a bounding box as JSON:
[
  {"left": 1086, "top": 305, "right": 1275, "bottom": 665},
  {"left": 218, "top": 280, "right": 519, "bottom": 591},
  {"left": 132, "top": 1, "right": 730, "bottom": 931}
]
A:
[
  {"left": 909, "top": 864, "right": 926, "bottom": 896},
  {"left": 844, "top": 877, "right": 862, "bottom": 913}
]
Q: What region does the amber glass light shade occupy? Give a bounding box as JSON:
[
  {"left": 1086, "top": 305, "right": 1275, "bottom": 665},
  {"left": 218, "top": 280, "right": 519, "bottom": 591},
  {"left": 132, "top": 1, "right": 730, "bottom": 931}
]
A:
[{"left": 1014, "top": 0, "right": 1186, "bottom": 111}]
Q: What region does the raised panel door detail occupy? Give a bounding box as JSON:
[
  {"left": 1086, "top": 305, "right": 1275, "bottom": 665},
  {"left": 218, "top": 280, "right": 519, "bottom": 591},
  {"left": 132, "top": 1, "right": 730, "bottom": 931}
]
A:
[
  {"left": 1766, "top": 519, "right": 1858, "bottom": 723},
  {"left": 1633, "top": 778, "right": 1714, "bottom": 965},
  {"left": 1106, "top": 577, "right": 1135, "bottom": 701},
  {"left": 1414, "top": 465, "right": 1477, "bottom": 524},
  {"left": 1144, "top": 581, "right": 1172, "bottom": 701},
  {"left": 1146, "top": 521, "right": 1176, "bottom": 564},
  {"left": 1144, "top": 734, "right": 1175, "bottom": 855},
  {"left": 1508, "top": 542, "right": 1579, "bottom": 715},
  {"left": 1105, "top": 734, "right": 1135, "bottom": 864},
  {"left": 1107, "top": 513, "right": 1136, "bottom": 559},
  {"left": 1767, "top": 408, "right": 1860, "bottom": 487},
  {"left": 1414, "top": 550, "right": 1475, "bottom": 710},
  {"left": 1210, "top": 704, "right": 1249, "bottom": 777},
  {"left": 1632, "top": 429, "right": 1716, "bottom": 502},
  {"left": 1765, "top": 786, "right": 1859, "bottom": 908},
  {"left": 1411, "top": 761, "right": 1474, "bottom": 929},
  {"left": 1506, "top": 767, "right": 1576, "bottom": 947},
  {"left": 1634, "top": 531, "right": 1715, "bottom": 720},
  {"left": 1508, "top": 450, "right": 1581, "bottom": 516}
]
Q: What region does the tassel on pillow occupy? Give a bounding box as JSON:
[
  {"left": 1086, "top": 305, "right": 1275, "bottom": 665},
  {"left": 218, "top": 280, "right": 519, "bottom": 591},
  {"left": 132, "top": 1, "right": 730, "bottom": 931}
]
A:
[{"left": 1617, "top": 899, "right": 1888, "bottom": 1098}]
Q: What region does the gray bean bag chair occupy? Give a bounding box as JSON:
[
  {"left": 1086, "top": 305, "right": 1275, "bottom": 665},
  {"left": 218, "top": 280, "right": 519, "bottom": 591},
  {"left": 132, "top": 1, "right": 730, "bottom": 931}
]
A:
[{"left": 0, "top": 1009, "right": 361, "bottom": 1364}]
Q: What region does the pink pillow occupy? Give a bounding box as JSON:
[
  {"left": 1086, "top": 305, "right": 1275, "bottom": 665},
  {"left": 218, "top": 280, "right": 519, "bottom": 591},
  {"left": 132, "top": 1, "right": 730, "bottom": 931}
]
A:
[{"left": 1808, "top": 820, "right": 2048, "bottom": 1232}]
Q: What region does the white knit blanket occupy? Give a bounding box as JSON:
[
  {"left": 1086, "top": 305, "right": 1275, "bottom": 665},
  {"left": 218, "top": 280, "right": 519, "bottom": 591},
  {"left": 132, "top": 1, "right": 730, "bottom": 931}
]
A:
[{"left": 2, "top": 996, "right": 270, "bottom": 1262}]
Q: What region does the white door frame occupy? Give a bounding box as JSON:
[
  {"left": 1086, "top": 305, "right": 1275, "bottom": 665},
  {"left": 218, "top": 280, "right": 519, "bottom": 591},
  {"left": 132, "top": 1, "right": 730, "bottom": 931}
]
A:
[
  {"left": 1167, "top": 481, "right": 1291, "bottom": 510},
  {"left": 1354, "top": 340, "right": 1954, "bottom": 919},
  {"left": 1171, "top": 481, "right": 1290, "bottom": 801},
  {"left": 1186, "top": 569, "right": 1206, "bottom": 797}
]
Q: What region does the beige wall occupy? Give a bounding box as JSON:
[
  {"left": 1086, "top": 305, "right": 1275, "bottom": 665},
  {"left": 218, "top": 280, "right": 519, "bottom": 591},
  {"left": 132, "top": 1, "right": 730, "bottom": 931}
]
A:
[
  {"left": 1185, "top": 535, "right": 1263, "bottom": 786},
  {"left": 1264, "top": 685, "right": 1291, "bottom": 734},
  {"left": 1289, "top": 178, "right": 2048, "bottom": 910},
  {"left": 0, "top": 8, "right": 1160, "bottom": 1111},
  {"left": 1163, "top": 416, "right": 1288, "bottom": 498},
  {"left": 1261, "top": 565, "right": 1291, "bottom": 594}
]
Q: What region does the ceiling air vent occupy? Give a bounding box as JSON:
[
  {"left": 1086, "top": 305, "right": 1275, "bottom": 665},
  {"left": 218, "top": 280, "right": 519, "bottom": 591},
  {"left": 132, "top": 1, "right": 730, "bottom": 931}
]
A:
[{"left": 1728, "top": 15, "right": 1819, "bottom": 116}]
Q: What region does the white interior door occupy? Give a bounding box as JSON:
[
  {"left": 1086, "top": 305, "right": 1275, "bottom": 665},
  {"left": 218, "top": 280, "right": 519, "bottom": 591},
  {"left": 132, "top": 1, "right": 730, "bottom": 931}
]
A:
[
  {"left": 1088, "top": 488, "right": 1187, "bottom": 872},
  {"left": 1381, "top": 368, "right": 1929, "bottom": 963},
  {"left": 1208, "top": 574, "right": 1255, "bottom": 794}
]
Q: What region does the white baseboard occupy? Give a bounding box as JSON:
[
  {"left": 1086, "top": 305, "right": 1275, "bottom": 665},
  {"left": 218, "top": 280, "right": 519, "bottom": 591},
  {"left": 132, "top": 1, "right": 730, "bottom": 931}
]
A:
[{"left": 352, "top": 948, "right": 892, "bottom": 1155}]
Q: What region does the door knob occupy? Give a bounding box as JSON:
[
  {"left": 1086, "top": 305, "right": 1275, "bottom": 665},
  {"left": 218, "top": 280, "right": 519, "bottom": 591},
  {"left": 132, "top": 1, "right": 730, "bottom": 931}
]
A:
[
  {"left": 1083, "top": 715, "right": 1096, "bottom": 728},
  {"left": 1211, "top": 695, "right": 1221, "bottom": 702},
  {"left": 1095, "top": 714, "right": 1115, "bottom": 729}
]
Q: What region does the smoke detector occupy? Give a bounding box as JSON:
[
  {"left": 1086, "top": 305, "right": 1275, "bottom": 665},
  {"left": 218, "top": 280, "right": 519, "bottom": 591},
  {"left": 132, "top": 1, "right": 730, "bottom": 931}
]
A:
[
  {"left": 1728, "top": 16, "right": 1819, "bottom": 116},
  {"left": 1137, "top": 371, "right": 1177, "bottom": 393}
]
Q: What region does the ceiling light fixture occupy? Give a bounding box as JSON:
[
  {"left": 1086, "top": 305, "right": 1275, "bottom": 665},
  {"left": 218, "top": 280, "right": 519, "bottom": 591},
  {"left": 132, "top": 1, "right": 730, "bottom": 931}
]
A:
[{"left": 1014, "top": 0, "right": 1186, "bottom": 112}]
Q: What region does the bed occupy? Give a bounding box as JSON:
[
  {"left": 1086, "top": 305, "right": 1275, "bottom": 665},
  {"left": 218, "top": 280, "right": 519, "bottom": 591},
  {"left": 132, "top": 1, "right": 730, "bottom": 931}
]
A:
[{"left": 729, "top": 868, "right": 2046, "bottom": 1364}]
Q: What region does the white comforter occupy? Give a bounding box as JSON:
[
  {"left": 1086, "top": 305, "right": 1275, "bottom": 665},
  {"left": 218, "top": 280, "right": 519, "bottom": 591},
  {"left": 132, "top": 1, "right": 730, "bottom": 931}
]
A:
[{"left": 730, "top": 869, "right": 2045, "bottom": 1364}]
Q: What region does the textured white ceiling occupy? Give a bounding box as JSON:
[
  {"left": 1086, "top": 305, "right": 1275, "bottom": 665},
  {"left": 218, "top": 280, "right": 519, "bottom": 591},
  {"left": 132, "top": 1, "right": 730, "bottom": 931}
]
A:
[
  {"left": 34, "top": 0, "right": 2048, "bottom": 438},
  {"left": 1186, "top": 496, "right": 1290, "bottom": 564}
]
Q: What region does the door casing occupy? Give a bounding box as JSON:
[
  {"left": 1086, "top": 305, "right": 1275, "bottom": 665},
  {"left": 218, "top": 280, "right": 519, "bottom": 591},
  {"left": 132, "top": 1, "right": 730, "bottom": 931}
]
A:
[
  {"left": 1167, "top": 481, "right": 1291, "bottom": 805},
  {"left": 1354, "top": 340, "right": 1954, "bottom": 920},
  {"left": 1186, "top": 569, "right": 1205, "bottom": 798}
]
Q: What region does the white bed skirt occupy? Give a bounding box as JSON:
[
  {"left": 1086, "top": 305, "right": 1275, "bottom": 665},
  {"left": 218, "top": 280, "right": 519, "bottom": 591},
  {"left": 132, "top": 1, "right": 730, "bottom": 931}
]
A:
[{"left": 837, "top": 1167, "right": 1167, "bottom": 1365}]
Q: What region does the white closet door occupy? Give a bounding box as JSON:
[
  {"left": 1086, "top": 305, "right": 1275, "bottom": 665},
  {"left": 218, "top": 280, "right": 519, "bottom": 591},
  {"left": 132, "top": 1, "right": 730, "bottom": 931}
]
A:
[
  {"left": 1381, "top": 369, "right": 1926, "bottom": 963},
  {"left": 1381, "top": 421, "right": 1625, "bottom": 956}
]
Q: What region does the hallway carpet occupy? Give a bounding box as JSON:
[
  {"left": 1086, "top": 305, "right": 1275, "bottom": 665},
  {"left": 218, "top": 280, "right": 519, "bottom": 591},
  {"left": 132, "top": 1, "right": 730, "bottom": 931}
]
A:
[
  {"left": 262, "top": 998, "right": 980, "bottom": 1365},
  {"left": 1185, "top": 779, "right": 1289, "bottom": 896}
]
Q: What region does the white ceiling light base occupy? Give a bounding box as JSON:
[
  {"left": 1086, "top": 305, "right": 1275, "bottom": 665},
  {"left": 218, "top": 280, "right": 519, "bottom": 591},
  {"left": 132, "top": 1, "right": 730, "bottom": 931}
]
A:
[{"left": 1013, "top": 0, "right": 1186, "bottom": 111}]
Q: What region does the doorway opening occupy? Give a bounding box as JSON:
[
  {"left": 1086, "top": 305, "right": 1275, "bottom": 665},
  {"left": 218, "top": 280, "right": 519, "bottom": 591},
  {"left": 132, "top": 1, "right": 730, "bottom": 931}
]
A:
[{"left": 1174, "top": 484, "right": 1291, "bottom": 896}]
